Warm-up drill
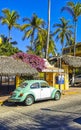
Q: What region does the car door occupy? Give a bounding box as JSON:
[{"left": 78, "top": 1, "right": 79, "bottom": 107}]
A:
[
  {"left": 30, "top": 82, "right": 41, "bottom": 100},
  {"left": 40, "top": 82, "right": 51, "bottom": 99},
  {"left": 75, "top": 75, "right": 81, "bottom": 83}
]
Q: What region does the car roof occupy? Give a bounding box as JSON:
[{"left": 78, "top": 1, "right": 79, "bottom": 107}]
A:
[{"left": 24, "top": 80, "right": 47, "bottom": 84}]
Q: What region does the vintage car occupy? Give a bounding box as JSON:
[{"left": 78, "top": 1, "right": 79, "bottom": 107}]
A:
[
  {"left": 8, "top": 80, "right": 61, "bottom": 106},
  {"left": 70, "top": 75, "right": 81, "bottom": 86}
]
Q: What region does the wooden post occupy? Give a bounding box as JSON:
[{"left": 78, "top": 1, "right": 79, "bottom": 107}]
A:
[{"left": 16, "top": 75, "right": 20, "bottom": 88}]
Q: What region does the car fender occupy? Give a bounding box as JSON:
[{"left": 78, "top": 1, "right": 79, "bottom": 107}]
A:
[
  {"left": 51, "top": 89, "right": 61, "bottom": 98},
  {"left": 23, "top": 91, "right": 35, "bottom": 101}
]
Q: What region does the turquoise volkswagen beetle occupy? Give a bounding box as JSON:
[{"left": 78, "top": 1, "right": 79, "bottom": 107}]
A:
[{"left": 8, "top": 80, "right": 61, "bottom": 106}]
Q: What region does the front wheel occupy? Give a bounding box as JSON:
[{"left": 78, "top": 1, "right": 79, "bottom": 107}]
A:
[
  {"left": 54, "top": 91, "right": 61, "bottom": 100},
  {"left": 24, "top": 95, "right": 34, "bottom": 106}
]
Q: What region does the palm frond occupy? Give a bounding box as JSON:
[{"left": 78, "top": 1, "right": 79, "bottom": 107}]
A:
[
  {"left": 23, "top": 17, "right": 31, "bottom": 22},
  {"left": 1, "top": 18, "right": 9, "bottom": 25},
  {"left": 2, "top": 9, "right": 10, "bottom": 16},
  {"left": 11, "top": 11, "right": 19, "bottom": 21},
  {"left": 53, "top": 23, "right": 62, "bottom": 28},
  {"left": 22, "top": 29, "right": 33, "bottom": 40},
  {"left": 13, "top": 24, "right": 21, "bottom": 29},
  {"left": 61, "top": 6, "right": 74, "bottom": 17},
  {"left": 20, "top": 24, "right": 30, "bottom": 31},
  {"left": 53, "top": 28, "right": 61, "bottom": 36},
  {"left": 67, "top": 2, "right": 75, "bottom": 7}
]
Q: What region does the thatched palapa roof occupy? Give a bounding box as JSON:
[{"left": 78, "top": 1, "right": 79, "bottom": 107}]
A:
[
  {"left": 0, "top": 56, "right": 38, "bottom": 76},
  {"left": 49, "top": 55, "right": 81, "bottom": 68},
  {"left": 62, "top": 55, "right": 81, "bottom": 68}
]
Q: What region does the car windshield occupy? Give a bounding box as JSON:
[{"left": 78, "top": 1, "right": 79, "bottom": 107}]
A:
[{"left": 19, "top": 82, "right": 28, "bottom": 88}]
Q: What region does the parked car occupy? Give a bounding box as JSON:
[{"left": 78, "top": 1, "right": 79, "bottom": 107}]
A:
[
  {"left": 70, "top": 75, "right": 81, "bottom": 86},
  {"left": 8, "top": 80, "right": 61, "bottom": 106}
]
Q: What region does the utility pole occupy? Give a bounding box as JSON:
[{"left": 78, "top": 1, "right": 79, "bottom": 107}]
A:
[
  {"left": 72, "top": 20, "right": 77, "bottom": 86},
  {"left": 45, "top": 0, "right": 51, "bottom": 59}
]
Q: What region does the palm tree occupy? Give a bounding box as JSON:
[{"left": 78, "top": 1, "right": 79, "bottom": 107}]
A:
[
  {"left": 53, "top": 17, "right": 73, "bottom": 54},
  {"left": 65, "top": 36, "right": 74, "bottom": 47},
  {"left": 1, "top": 9, "right": 20, "bottom": 43},
  {"left": 62, "top": 2, "right": 81, "bottom": 86},
  {"left": 34, "top": 29, "right": 56, "bottom": 57},
  {"left": 61, "top": 1, "right": 81, "bottom": 56},
  {"left": 21, "top": 13, "right": 45, "bottom": 49}
]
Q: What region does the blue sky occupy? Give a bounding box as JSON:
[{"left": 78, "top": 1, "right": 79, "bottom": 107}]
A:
[{"left": 0, "top": 0, "right": 81, "bottom": 53}]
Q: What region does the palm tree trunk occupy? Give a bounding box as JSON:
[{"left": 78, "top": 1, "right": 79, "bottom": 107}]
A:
[
  {"left": 8, "top": 28, "right": 11, "bottom": 43},
  {"left": 31, "top": 30, "right": 35, "bottom": 50},
  {"left": 73, "top": 21, "right": 77, "bottom": 56},
  {"left": 45, "top": 0, "right": 51, "bottom": 59}
]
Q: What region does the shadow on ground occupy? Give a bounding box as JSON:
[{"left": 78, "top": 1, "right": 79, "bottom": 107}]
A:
[
  {"left": 0, "top": 107, "right": 81, "bottom": 130},
  {"left": 2, "top": 99, "right": 53, "bottom": 107},
  {"left": 74, "top": 117, "right": 81, "bottom": 125},
  {"left": 2, "top": 100, "right": 24, "bottom": 107}
]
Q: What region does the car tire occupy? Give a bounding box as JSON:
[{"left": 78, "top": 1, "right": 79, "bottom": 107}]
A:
[
  {"left": 54, "top": 91, "right": 61, "bottom": 100},
  {"left": 24, "top": 95, "right": 34, "bottom": 106}
]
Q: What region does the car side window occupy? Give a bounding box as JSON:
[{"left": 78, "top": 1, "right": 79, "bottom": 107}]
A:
[
  {"left": 77, "top": 75, "right": 81, "bottom": 78},
  {"left": 30, "top": 83, "right": 40, "bottom": 89},
  {"left": 41, "top": 82, "right": 49, "bottom": 88},
  {"left": 75, "top": 75, "right": 81, "bottom": 79}
]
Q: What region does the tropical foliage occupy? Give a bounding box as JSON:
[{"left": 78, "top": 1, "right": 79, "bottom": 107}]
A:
[
  {"left": 0, "top": 42, "right": 20, "bottom": 56},
  {"left": 34, "top": 29, "right": 56, "bottom": 57},
  {"left": 62, "top": 1, "right": 81, "bottom": 56},
  {"left": 0, "top": 8, "right": 20, "bottom": 42},
  {"left": 20, "top": 13, "right": 45, "bottom": 47},
  {"left": 0, "top": 1, "right": 81, "bottom": 57},
  {"left": 21, "top": 13, "right": 56, "bottom": 57},
  {"left": 62, "top": 1, "right": 81, "bottom": 22},
  {"left": 13, "top": 52, "right": 46, "bottom": 71},
  {"left": 0, "top": 35, "right": 20, "bottom": 56},
  {"left": 53, "top": 17, "right": 73, "bottom": 53}
]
